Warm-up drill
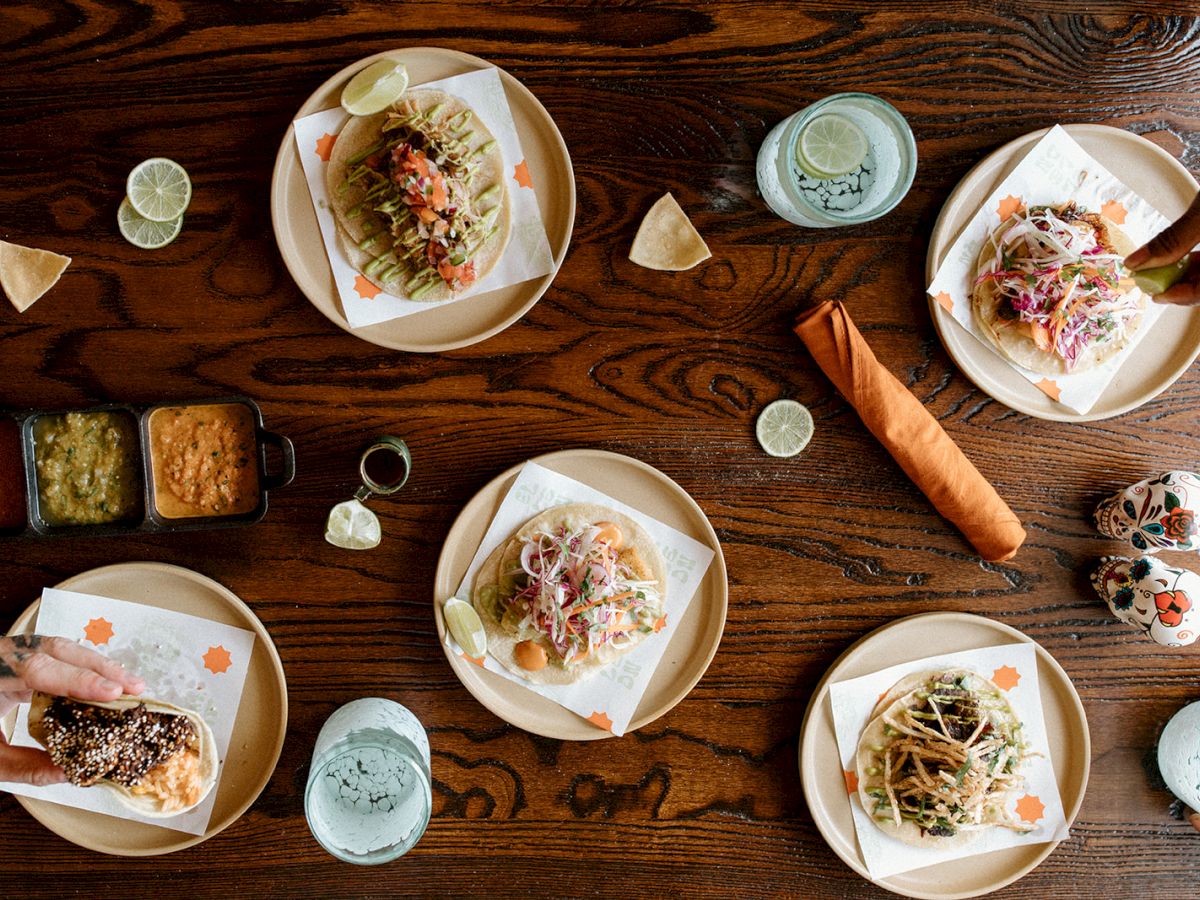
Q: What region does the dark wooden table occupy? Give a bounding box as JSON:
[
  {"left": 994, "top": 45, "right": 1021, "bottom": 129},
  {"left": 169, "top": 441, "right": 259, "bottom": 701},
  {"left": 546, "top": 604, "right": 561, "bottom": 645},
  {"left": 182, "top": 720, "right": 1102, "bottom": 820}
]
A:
[{"left": 2, "top": 2, "right": 1199, "bottom": 897}]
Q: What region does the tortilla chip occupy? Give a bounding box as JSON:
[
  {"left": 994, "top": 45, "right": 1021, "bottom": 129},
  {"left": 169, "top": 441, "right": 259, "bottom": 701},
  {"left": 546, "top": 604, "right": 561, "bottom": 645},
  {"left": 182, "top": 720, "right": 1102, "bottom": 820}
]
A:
[
  {"left": 629, "top": 193, "right": 711, "bottom": 271},
  {"left": 0, "top": 241, "right": 71, "bottom": 312}
]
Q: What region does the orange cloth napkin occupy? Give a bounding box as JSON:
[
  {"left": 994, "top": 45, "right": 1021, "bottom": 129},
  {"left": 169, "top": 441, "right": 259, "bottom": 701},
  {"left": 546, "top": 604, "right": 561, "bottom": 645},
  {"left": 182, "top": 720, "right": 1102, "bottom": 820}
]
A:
[{"left": 794, "top": 300, "right": 1025, "bottom": 562}]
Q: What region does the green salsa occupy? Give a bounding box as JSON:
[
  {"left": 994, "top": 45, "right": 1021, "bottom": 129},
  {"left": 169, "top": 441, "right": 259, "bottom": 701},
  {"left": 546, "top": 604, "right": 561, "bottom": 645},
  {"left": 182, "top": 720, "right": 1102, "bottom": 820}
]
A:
[{"left": 33, "top": 411, "right": 142, "bottom": 526}]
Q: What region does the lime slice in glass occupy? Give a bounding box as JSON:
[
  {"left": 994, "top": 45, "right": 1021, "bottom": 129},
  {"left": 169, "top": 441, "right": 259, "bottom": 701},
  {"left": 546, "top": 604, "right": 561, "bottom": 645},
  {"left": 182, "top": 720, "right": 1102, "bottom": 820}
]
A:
[
  {"left": 126, "top": 158, "right": 192, "bottom": 222},
  {"left": 341, "top": 60, "right": 409, "bottom": 116},
  {"left": 324, "top": 499, "right": 382, "bottom": 550},
  {"left": 117, "top": 197, "right": 183, "bottom": 249},
  {"left": 443, "top": 597, "right": 487, "bottom": 658},
  {"left": 796, "top": 114, "right": 869, "bottom": 178},
  {"left": 756, "top": 399, "right": 814, "bottom": 458},
  {"left": 1132, "top": 259, "right": 1189, "bottom": 296}
]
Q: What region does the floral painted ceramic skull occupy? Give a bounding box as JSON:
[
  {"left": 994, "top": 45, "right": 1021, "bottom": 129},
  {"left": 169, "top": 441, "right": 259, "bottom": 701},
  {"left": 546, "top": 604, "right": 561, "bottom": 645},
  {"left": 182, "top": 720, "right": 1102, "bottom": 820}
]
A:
[
  {"left": 1092, "top": 556, "right": 1200, "bottom": 647},
  {"left": 1094, "top": 471, "right": 1200, "bottom": 553}
]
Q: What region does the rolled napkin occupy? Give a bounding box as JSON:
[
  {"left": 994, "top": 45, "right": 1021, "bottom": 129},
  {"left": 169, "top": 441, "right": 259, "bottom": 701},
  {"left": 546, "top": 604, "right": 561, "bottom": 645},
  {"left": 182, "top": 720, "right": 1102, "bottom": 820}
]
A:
[{"left": 794, "top": 300, "right": 1025, "bottom": 562}]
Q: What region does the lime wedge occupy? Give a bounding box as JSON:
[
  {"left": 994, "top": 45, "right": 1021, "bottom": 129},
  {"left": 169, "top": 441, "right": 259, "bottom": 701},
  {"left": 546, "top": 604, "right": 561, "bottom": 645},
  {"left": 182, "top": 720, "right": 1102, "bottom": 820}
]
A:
[
  {"left": 324, "top": 499, "right": 382, "bottom": 550},
  {"left": 796, "top": 114, "right": 869, "bottom": 178},
  {"left": 756, "top": 399, "right": 814, "bottom": 458},
  {"left": 1132, "top": 259, "right": 1189, "bottom": 296},
  {"left": 341, "top": 60, "right": 409, "bottom": 116},
  {"left": 443, "top": 597, "right": 487, "bottom": 658},
  {"left": 126, "top": 158, "right": 192, "bottom": 222},
  {"left": 117, "top": 197, "right": 183, "bottom": 249}
]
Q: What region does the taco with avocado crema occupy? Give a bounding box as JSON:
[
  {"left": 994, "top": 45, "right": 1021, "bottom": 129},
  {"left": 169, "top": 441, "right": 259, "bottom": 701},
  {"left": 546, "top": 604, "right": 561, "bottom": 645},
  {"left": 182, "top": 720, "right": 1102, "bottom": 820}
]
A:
[
  {"left": 471, "top": 503, "right": 667, "bottom": 685},
  {"left": 327, "top": 88, "right": 511, "bottom": 301},
  {"left": 28, "top": 691, "right": 218, "bottom": 816},
  {"left": 855, "top": 669, "right": 1033, "bottom": 847},
  {"left": 972, "top": 202, "right": 1144, "bottom": 376}
]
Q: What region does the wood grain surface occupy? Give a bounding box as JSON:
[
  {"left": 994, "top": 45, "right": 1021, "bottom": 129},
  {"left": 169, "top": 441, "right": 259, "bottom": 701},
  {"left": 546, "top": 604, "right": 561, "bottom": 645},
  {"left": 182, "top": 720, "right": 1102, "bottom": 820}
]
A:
[{"left": 2, "top": 2, "right": 1199, "bottom": 897}]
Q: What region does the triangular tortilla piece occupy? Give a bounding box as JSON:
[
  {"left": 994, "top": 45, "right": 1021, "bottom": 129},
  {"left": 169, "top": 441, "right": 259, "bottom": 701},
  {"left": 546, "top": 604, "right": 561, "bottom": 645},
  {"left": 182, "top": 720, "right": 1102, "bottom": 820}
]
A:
[
  {"left": 629, "top": 193, "right": 711, "bottom": 271},
  {"left": 0, "top": 241, "right": 71, "bottom": 312}
]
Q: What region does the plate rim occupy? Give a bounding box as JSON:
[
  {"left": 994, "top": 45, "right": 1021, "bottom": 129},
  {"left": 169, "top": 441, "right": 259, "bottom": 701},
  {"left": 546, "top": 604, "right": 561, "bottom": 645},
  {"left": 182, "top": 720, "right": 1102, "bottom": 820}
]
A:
[
  {"left": 432, "top": 448, "right": 729, "bottom": 741},
  {"left": 798, "top": 610, "right": 1090, "bottom": 900},
  {"left": 269, "top": 45, "right": 576, "bottom": 353},
  {"left": 3, "top": 561, "right": 288, "bottom": 856},
  {"left": 925, "top": 123, "right": 1200, "bottom": 422}
]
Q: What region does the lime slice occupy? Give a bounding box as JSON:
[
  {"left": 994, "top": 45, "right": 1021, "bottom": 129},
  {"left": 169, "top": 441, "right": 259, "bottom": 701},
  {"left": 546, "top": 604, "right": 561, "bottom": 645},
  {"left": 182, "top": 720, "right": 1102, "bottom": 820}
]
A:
[
  {"left": 117, "top": 197, "right": 183, "bottom": 249},
  {"left": 1132, "top": 259, "right": 1189, "bottom": 295},
  {"left": 341, "top": 60, "right": 409, "bottom": 116},
  {"left": 324, "top": 499, "right": 382, "bottom": 550},
  {"left": 796, "top": 114, "right": 869, "bottom": 178},
  {"left": 126, "top": 158, "right": 192, "bottom": 222},
  {"left": 756, "top": 399, "right": 814, "bottom": 458},
  {"left": 443, "top": 597, "right": 487, "bottom": 658}
]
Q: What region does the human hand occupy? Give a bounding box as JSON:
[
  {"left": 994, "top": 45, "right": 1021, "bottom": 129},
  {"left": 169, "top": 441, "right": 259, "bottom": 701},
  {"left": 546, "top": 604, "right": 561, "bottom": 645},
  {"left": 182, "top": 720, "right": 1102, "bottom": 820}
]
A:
[
  {"left": 0, "top": 635, "right": 144, "bottom": 785},
  {"left": 1125, "top": 192, "right": 1200, "bottom": 306}
]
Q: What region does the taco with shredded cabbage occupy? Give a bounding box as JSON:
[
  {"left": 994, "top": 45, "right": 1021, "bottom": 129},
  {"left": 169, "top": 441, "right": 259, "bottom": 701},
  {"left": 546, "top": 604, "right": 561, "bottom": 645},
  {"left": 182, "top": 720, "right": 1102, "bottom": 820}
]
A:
[
  {"left": 28, "top": 692, "right": 218, "bottom": 816},
  {"left": 471, "top": 503, "right": 667, "bottom": 684},
  {"left": 855, "top": 669, "right": 1033, "bottom": 847},
  {"left": 327, "top": 88, "right": 511, "bottom": 301},
  {"left": 972, "top": 202, "right": 1144, "bottom": 375}
]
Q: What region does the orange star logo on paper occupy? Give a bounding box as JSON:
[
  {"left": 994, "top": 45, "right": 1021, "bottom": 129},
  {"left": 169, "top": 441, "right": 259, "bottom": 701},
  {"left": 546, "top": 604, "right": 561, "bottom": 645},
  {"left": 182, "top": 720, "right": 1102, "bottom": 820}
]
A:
[
  {"left": 933, "top": 291, "right": 954, "bottom": 313},
  {"left": 997, "top": 195, "right": 1024, "bottom": 220},
  {"left": 992, "top": 665, "right": 1021, "bottom": 691},
  {"left": 203, "top": 645, "right": 233, "bottom": 675},
  {"left": 843, "top": 769, "right": 859, "bottom": 795},
  {"left": 1034, "top": 378, "right": 1061, "bottom": 402},
  {"left": 1101, "top": 199, "right": 1128, "bottom": 225},
  {"left": 461, "top": 652, "right": 486, "bottom": 668},
  {"left": 353, "top": 274, "right": 381, "bottom": 300},
  {"left": 513, "top": 159, "right": 533, "bottom": 189},
  {"left": 83, "top": 617, "right": 114, "bottom": 646},
  {"left": 653, "top": 615, "right": 668, "bottom": 633},
  {"left": 1015, "top": 793, "right": 1045, "bottom": 824},
  {"left": 315, "top": 132, "right": 337, "bottom": 162},
  {"left": 586, "top": 711, "right": 614, "bottom": 732}
]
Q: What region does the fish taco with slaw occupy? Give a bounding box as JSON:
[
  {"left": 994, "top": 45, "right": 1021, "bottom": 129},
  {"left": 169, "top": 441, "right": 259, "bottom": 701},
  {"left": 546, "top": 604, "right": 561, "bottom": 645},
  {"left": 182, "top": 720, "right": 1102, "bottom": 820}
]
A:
[
  {"left": 972, "top": 202, "right": 1145, "bottom": 375},
  {"left": 472, "top": 503, "right": 667, "bottom": 684},
  {"left": 328, "top": 88, "right": 511, "bottom": 302}
]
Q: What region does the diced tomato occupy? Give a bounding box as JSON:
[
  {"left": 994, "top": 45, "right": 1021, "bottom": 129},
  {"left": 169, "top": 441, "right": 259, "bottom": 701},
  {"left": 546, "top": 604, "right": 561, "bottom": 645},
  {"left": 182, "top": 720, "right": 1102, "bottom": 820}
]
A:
[{"left": 416, "top": 206, "right": 440, "bottom": 225}]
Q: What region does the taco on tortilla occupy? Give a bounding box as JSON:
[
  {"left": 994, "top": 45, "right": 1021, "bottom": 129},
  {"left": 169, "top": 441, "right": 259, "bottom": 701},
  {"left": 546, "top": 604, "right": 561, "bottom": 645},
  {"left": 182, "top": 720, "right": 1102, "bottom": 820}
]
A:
[
  {"left": 28, "top": 692, "right": 218, "bottom": 816},
  {"left": 972, "top": 202, "right": 1145, "bottom": 375},
  {"left": 472, "top": 503, "right": 667, "bottom": 685},
  {"left": 328, "top": 88, "right": 511, "bottom": 301},
  {"left": 855, "top": 669, "right": 1032, "bottom": 847}
]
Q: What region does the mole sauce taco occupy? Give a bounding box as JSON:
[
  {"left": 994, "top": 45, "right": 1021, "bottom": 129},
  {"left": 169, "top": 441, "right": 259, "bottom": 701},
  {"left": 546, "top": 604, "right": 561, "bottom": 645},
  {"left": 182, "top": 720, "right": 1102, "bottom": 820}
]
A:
[
  {"left": 28, "top": 692, "right": 218, "bottom": 817},
  {"left": 327, "top": 88, "right": 512, "bottom": 302},
  {"left": 471, "top": 504, "right": 667, "bottom": 684},
  {"left": 855, "top": 669, "right": 1033, "bottom": 847},
  {"left": 972, "top": 202, "right": 1145, "bottom": 375}
]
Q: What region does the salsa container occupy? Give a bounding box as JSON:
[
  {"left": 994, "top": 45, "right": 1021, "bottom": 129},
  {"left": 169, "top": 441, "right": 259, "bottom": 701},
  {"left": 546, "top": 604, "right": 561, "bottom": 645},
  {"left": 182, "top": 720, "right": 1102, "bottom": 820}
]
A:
[{"left": 5, "top": 396, "right": 294, "bottom": 538}]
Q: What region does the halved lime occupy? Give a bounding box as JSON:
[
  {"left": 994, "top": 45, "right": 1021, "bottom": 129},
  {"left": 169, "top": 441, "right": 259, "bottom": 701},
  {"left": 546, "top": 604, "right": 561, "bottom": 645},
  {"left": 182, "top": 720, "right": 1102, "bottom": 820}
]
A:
[
  {"left": 443, "top": 597, "right": 487, "bottom": 658},
  {"left": 324, "top": 498, "right": 382, "bottom": 550},
  {"left": 756, "top": 399, "right": 814, "bottom": 458},
  {"left": 796, "top": 114, "right": 869, "bottom": 178},
  {"left": 117, "top": 197, "right": 183, "bottom": 249},
  {"left": 1132, "top": 259, "right": 1189, "bottom": 295},
  {"left": 126, "top": 158, "right": 192, "bottom": 222},
  {"left": 341, "top": 60, "right": 409, "bottom": 116}
]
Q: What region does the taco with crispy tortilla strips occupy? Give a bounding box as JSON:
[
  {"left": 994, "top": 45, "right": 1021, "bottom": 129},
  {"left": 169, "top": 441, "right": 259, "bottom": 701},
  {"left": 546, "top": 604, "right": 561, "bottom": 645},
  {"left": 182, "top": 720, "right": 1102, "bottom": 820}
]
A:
[
  {"left": 471, "top": 503, "right": 667, "bottom": 684},
  {"left": 327, "top": 88, "right": 511, "bottom": 301},
  {"left": 972, "top": 202, "right": 1145, "bottom": 376},
  {"left": 28, "top": 692, "right": 218, "bottom": 817},
  {"left": 855, "top": 669, "right": 1032, "bottom": 848}
]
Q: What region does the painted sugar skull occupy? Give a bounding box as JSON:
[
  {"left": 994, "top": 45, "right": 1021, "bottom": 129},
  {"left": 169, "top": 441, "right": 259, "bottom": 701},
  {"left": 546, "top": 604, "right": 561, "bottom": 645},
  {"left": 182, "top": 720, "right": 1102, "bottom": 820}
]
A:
[
  {"left": 1092, "top": 556, "right": 1200, "bottom": 647},
  {"left": 1094, "top": 471, "right": 1200, "bottom": 553}
]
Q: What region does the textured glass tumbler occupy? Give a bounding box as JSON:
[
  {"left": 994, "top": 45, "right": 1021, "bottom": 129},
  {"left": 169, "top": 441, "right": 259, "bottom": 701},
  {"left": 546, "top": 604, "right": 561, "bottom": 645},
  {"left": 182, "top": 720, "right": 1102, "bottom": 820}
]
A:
[{"left": 304, "top": 698, "right": 432, "bottom": 864}]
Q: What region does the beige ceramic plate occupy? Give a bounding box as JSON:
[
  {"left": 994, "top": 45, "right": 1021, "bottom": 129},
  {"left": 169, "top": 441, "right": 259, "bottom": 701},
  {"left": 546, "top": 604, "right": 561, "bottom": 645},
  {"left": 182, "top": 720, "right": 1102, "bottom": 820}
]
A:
[
  {"left": 270, "top": 47, "right": 575, "bottom": 352},
  {"left": 2, "top": 562, "right": 288, "bottom": 856},
  {"left": 433, "top": 449, "right": 728, "bottom": 740},
  {"left": 926, "top": 124, "right": 1200, "bottom": 422},
  {"left": 799, "top": 611, "right": 1089, "bottom": 899}
]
